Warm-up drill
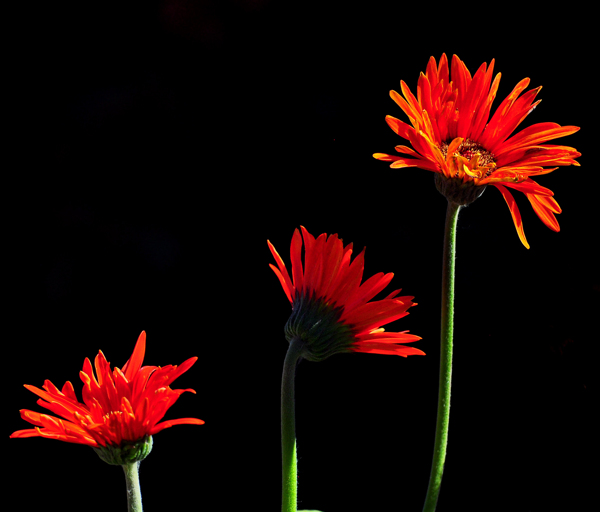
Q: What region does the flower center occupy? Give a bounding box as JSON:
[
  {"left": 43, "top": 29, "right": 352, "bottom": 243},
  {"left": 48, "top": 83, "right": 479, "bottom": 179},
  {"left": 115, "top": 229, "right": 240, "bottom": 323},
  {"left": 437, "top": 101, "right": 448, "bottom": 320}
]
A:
[{"left": 439, "top": 138, "right": 497, "bottom": 178}]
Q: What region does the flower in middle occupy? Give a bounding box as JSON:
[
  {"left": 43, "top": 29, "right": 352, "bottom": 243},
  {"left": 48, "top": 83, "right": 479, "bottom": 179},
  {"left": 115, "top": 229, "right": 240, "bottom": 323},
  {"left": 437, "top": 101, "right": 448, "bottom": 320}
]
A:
[{"left": 268, "top": 226, "right": 424, "bottom": 361}]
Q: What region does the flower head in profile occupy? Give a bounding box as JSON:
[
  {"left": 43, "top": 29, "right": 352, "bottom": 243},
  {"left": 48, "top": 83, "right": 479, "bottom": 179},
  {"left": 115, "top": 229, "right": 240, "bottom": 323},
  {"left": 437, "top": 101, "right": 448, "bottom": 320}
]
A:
[
  {"left": 11, "top": 331, "right": 204, "bottom": 462},
  {"left": 373, "top": 53, "right": 580, "bottom": 248},
  {"left": 268, "top": 226, "right": 424, "bottom": 361}
]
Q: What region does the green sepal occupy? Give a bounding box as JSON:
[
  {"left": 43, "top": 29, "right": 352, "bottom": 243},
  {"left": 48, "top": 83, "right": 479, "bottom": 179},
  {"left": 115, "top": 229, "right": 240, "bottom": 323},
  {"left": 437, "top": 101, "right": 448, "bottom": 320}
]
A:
[
  {"left": 435, "top": 173, "right": 487, "bottom": 206},
  {"left": 285, "top": 292, "right": 354, "bottom": 362},
  {"left": 93, "top": 435, "right": 153, "bottom": 465}
]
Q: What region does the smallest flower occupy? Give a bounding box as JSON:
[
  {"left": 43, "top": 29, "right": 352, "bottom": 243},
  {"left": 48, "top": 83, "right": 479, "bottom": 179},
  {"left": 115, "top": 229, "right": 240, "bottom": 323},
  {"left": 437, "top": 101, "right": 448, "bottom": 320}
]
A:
[
  {"left": 268, "top": 226, "right": 424, "bottom": 361},
  {"left": 10, "top": 331, "right": 204, "bottom": 511},
  {"left": 10, "top": 331, "right": 204, "bottom": 456}
]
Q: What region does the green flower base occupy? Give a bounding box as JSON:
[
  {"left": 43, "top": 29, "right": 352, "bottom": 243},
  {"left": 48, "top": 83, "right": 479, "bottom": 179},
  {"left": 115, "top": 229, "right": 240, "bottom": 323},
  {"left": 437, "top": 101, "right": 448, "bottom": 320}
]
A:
[
  {"left": 435, "top": 173, "right": 487, "bottom": 205},
  {"left": 93, "top": 435, "right": 153, "bottom": 465}
]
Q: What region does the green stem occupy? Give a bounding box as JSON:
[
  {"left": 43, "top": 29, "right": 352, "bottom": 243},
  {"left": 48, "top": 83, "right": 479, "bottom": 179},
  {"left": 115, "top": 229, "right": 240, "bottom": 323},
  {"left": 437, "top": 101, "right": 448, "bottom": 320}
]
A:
[
  {"left": 422, "top": 200, "right": 462, "bottom": 512},
  {"left": 122, "top": 462, "right": 144, "bottom": 512},
  {"left": 281, "top": 336, "right": 305, "bottom": 512}
]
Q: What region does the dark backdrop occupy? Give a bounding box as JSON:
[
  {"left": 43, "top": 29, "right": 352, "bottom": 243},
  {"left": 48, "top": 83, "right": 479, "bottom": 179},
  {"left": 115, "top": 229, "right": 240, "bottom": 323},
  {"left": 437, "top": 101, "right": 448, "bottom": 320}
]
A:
[{"left": 7, "top": 2, "right": 595, "bottom": 511}]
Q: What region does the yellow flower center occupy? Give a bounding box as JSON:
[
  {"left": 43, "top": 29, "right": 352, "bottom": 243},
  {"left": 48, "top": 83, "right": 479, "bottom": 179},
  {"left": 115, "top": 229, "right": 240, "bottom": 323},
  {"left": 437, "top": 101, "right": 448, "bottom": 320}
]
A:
[{"left": 439, "top": 138, "right": 497, "bottom": 179}]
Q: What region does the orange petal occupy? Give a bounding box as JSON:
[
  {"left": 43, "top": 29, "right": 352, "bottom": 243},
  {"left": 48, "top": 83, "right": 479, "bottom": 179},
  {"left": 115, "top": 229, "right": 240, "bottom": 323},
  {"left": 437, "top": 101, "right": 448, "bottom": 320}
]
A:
[
  {"left": 501, "top": 178, "right": 554, "bottom": 197},
  {"left": 525, "top": 193, "right": 561, "bottom": 232},
  {"left": 150, "top": 417, "right": 205, "bottom": 435},
  {"left": 496, "top": 123, "right": 580, "bottom": 157},
  {"left": 494, "top": 184, "right": 530, "bottom": 249},
  {"left": 390, "top": 90, "right": 418, "bottom": 126},
  {"left": 390, "top": 157, "right": 437, "bottom": 171},
  {"left": 385, "top": 115, "right": 414, "bottom": 140}
]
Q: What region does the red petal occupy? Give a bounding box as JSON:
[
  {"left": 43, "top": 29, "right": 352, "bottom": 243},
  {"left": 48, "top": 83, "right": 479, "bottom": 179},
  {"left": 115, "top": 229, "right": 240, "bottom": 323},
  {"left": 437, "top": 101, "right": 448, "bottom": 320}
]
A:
[
  {"left": 457, "top": 61, "right": 487, "bottom": 138},
  {"left": 352, "top": 342, "right": 426, "bottom": 356},
  {"left": 122, "top": 332, "right": 146, "bottom": 382},
  {"left": 319, "top": 234, "right": 345, "bottom": 299},
  {"left": 425, "top": 55, "right": 439, "bottom": 87},
  {"left": 290, "top": 228, "right": 304, "bottom": 294},
  {"left": 23, "top": 384, "right": 88, "bottom": 418},
  {"left": 470, "top": 72, "right": 501, "bottom": 141},
  {"left": 344, "top": 272, "right": 394, "bottom": 312},
  {"left": 479, "top": 77, "right": 531, "bottom": 147},
  {"left": 267, "top": 240, "right": 294, "bottom": 301},
  {"left": 345, "top": 299, "right": 411, "bottom": 333},
  {"left": 163, "top": 357, "right": 198, "bottom": 388},
  {"left": 501, "top": 178, "right": 554, "bottom": 197},
  {"left": 269, "top": 264, "right": 293, "bottom": 303},
  {"left": 10, "top": 428, "right": 42, "bottom": 439},
  {"left": 329, "top": 248, "right": 365, "bottom": 307}
]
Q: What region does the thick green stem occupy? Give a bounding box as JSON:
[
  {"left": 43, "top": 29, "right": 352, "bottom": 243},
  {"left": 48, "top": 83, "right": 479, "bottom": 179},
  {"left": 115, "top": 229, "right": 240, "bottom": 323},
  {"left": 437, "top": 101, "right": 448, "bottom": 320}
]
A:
[
  {"left": 122, "top": 462, "right": 143, "bottom": 512},
  {"left": 281, "top": 336, "right": 305, "bottom": 512},
  {"left": 422, "top": 200, "right": 462, "bottom": 512}
]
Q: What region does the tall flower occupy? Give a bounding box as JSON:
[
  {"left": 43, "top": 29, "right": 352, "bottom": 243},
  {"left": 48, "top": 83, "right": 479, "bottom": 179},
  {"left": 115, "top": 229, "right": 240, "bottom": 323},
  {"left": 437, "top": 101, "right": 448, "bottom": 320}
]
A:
[
  {"left": 373, "top": 53, "right": 580, "bottom": 248},
  {"left": 11, "top": 331, "right": 204, "bottom": 450},
  {"left": 268, "top": 225, "right": 424, "bottom": 361}
]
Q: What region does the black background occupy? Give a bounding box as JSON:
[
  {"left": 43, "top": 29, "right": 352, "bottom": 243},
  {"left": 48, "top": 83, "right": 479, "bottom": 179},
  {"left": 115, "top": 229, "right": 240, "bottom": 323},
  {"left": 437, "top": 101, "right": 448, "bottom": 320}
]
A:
[{"left": 7, "top": 1, "right": 596, "bottom": 511}]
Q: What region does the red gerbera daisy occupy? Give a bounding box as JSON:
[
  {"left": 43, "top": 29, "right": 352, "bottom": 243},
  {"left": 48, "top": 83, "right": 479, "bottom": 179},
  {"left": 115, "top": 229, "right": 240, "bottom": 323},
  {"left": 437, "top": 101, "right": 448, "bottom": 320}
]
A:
[
  {"left": 10, "top": 331, "right": 204, "bottom": 451},
  {"left": 268, "top": 226, "right": 424, "bottom": 360},
  {"left": 374, "top": 53, "right": 581, "bottom": 248}
]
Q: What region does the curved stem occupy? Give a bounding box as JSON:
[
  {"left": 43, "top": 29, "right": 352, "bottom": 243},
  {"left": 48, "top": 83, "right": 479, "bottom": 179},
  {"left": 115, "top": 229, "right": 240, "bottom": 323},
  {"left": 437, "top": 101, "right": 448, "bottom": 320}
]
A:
[
  {"left": 422, "top": 200, "right": 462, "bottom": 512},
  {"left": 122, "top": 461, "right": 143, "bottom": 512},
  {"left": 281, "top": 336, "right": 305, "bottom": 512}
]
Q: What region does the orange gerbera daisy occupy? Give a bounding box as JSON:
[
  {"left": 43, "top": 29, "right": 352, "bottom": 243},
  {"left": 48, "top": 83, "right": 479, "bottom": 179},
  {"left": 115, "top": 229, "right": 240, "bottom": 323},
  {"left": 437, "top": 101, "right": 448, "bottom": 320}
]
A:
[
  {"left": 10, "top": 331, "right": 204, "bottom": 451},
  {"left": 268, "top": 226, "right": 424, "bottom": 360},
  {"left": 373, "top": 53, "right": 581, "bottom": 248}
]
